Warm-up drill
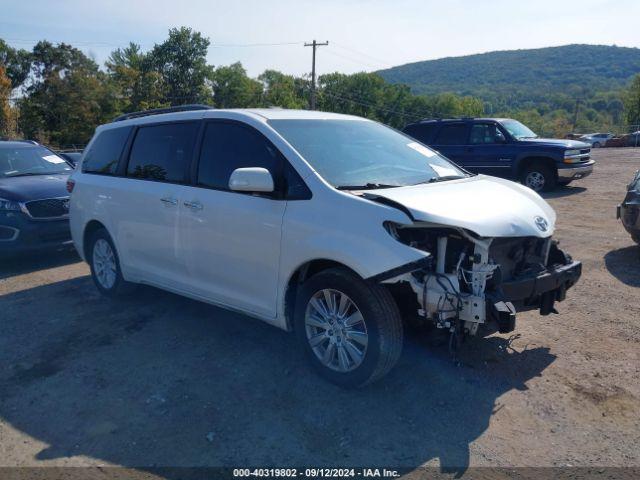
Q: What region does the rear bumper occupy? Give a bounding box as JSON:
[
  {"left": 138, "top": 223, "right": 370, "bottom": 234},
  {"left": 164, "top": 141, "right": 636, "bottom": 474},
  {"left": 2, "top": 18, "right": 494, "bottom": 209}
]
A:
[
  {"left": 0, "top": 212, "right": 72, "bottom": 255},
  {"left": 500, "top": 260, "right": 582, "bottom": 314},
  {"left": 557, "top": 160, "right": 595, "bottom": 180}
]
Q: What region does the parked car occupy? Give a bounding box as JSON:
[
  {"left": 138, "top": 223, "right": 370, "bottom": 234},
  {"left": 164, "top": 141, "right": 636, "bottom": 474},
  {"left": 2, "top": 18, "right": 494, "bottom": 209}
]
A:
[
  {"left": 0, "top": 140, "right": 74, "bottom": 254},
  {"left": 617, "top": 170, "right": 640, "bottom": 244},
  {"left": 579, "top": 132, "right": 613, "bottom": 148},
  {"left": 402, "top": 118, "right": 594, "bottom": 192},
  {"left": 69, "top": 106, "right": 581, "bottom": 387},
  {"left": 58, "top": 151, "right": 82, "bottom": 166}
]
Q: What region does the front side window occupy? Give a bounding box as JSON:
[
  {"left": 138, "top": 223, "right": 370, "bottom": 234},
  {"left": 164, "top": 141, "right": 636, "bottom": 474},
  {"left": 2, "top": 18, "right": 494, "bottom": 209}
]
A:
[
  {"left": 269, "top": 119, "right": 466, "bottom": 189},
  {"left": 83, "top": 126, "right": 132, "bottom": 174},
  {"left": 0, "top": 145, "right": 72, "bottom": 178},
  {"left": 469, "top": 123, "right": 506, "bottom": 144},
  {"left": 433, "top": 124, "right": 469, "bottom": 145},
  {"left": 127, "top": 122, "right": 199, "bottom": 182},
  {"left": 197, "top": 122, "right": 282, "bottom": 191}
]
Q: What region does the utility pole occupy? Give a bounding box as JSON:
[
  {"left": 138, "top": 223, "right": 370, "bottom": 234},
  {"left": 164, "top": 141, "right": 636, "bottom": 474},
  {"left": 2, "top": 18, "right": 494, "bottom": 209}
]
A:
[{"left": 305, "top": 40, "right": 328, "bottom": 110}]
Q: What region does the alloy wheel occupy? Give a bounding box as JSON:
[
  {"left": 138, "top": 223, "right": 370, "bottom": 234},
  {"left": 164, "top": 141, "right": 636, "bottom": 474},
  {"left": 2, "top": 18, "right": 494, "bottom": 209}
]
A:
[
  {"left": 304, "top": 289, "right": 368, "bottom": 372},
  {"left": 93, "top": 238, "right": 117, "bottom": 290},
  {"left": 525, "top": 171, "right": 546, "bottom": 191}
]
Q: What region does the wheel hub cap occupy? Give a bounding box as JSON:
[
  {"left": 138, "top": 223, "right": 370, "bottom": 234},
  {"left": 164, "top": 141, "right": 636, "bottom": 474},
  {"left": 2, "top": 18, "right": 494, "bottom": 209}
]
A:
[
  {"left": 93, "top": 239, "right": 117, "bottom": 290},
  {"left": 525, "top": 171, "right": 545, "bottom": 191},
  {"left": 304, "top": 289, "right": 368, "bottom": 372}
]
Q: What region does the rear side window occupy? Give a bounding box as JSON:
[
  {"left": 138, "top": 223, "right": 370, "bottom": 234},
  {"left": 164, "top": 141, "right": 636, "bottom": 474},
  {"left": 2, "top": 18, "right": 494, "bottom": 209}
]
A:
[
  {"left": 433, "top": 124, "right": 468, "bottom": 145},
  {"left": 404, "top": 123, "right": 437, "bottom": 144},
  {"left": 82, "top": 126, "right": 131, "bottom": 174},
  {"left": 197, "top": 122, "right": 282, "bottom": 191},
  {"left": 126, "top": 122, "right": 199, "bottom": 183}
]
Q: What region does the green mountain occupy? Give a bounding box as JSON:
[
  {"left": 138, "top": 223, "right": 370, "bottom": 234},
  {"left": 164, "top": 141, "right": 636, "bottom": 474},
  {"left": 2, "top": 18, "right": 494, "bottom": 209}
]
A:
[{"left": 378, "top": 44, "right": 640, "bottom": 110}]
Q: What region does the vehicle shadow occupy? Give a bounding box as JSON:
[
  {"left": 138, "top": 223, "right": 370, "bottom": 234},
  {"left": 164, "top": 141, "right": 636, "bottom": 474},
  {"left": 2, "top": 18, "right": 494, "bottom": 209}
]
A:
[
  {"left": 604, "top": 245, "right": 640, "bottom": 287},
  {"left": 0, "top": 277, "right": 556, "bottom": 476},
  {"left": 0, "top": 248, "right": 80, "bottom": 280},
  {"left": 540, "top": 185, "right": 586, "bottom": 199}
]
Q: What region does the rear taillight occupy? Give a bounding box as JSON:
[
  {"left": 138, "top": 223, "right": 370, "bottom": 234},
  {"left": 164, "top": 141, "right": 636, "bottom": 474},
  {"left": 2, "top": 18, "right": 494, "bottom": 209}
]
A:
[{"left": 66, "top": 179, "right": 75, "bottom": 193}]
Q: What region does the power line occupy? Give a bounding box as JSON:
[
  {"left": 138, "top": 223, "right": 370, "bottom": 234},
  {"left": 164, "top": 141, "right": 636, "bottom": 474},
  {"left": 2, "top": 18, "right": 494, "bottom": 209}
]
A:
[
  {"left": 2, "top": 37, "right": 303, "bottom": 49},
  {"left": 332, "top": 43, "right": 394, "bottom": 69},
  {"left": 323, "top": 49, "right": 381, "bottom": 70}
]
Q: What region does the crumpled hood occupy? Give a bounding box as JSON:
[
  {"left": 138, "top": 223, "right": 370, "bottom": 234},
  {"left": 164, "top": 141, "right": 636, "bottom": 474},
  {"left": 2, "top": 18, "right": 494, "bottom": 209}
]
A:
[
  {"left": 363, "top": 175, "right": 556, "bottom": 238},
  {"left": 0, "top": 174, "right": 70, "bottom": 202},
  {"left": 517, "top": 138, "right": 590, "bottom": 149}
]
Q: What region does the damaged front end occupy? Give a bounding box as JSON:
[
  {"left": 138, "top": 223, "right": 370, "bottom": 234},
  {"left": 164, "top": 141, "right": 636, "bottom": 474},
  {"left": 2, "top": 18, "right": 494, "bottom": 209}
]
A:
[{"left": 373, "top": 222, "right": 581, "bottom": 340}]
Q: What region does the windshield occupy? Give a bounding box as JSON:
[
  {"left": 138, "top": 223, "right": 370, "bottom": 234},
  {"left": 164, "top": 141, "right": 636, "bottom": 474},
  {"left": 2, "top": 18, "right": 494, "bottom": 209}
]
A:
[
  {"left": 500, "top": 119, "right": 538, "bottom": 140},
  {"left": 0, "top": 146, "right": 72, "bottom": 178},
  {"left": 269, "top": 119, "right": 466, "bottom": 189}
]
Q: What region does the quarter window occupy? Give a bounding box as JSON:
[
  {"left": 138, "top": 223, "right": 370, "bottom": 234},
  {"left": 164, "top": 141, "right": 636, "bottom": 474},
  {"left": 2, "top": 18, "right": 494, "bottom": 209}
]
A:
[
  {"left": 83, "top": 126, "right": 132, "bottom": 174},
  {"left": 433, "top": 124, "right": 468, "bottom": 145},
  {"left": 404, "top": 123, "right": 437, "bottom": 144},
  {"left": 127, "top": 122, "right": 199, "bottom": 183},
  {"left": 197, "top": 122, "right": 282, "bottom": 191}
]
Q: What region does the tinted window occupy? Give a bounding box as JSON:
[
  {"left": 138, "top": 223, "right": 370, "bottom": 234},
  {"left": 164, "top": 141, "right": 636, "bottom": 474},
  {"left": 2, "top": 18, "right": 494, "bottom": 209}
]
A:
[
  {"left": 469, "top": 123, "right": 505, "bottom": 144},
  {"left": 83, "top": 127, "right": 131, "bottom": 174},
  {"left": 434, "top": 124, "right": 468, "bottom": 145},
  {"left": 403, "top": 123, "right": 437, "bottom": 144},
  {"left": 127, "top": 122, "right": 199, "bottom": 182},
  {"left": 198, "top": 122, "right": 282, "bottom": 191}
]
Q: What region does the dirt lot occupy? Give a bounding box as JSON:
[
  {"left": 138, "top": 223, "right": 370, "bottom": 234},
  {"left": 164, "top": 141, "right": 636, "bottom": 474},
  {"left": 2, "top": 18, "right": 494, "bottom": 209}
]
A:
[{"left": 1, "top": 148, "right": 639, "bottom": 476}]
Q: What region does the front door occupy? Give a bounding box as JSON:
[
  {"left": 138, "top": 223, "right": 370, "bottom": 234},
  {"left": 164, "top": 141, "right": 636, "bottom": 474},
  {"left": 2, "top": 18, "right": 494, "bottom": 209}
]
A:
[
  {"left": 462, "top": 122, "right": 513, "bottom": 176},
  {"left": 181, "top": 121, "right": 286, "bottom": 318}
]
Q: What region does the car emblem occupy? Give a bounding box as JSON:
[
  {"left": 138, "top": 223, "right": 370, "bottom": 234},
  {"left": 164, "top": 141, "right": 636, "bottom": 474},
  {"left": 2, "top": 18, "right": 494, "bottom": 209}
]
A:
[
  {"left": 62, "top": 199, "right": 70, "bottom": 211},
  {"left": 534, "top": 216, "right": 548, "bottom": 232}
]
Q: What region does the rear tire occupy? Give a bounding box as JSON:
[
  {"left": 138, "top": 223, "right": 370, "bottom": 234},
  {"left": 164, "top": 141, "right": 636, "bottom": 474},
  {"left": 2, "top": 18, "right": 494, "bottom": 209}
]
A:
[
  {"left": 521, "top": 163, "right": 557, "bottom": 192},
  {"left": 294, "top": 267, "right": 403, "bottom": 388},
  {"left": 593, "top": 142, "right": 601, "bottom": 148},
  {"left": 87, "top": 228, "right": 136, "bottom": 297}
]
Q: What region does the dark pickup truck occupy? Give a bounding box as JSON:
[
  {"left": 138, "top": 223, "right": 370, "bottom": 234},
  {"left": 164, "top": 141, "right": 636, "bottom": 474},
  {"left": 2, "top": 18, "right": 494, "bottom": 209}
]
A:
[{"left": 403, "top": 118, "right": 595, "bottom": 192}]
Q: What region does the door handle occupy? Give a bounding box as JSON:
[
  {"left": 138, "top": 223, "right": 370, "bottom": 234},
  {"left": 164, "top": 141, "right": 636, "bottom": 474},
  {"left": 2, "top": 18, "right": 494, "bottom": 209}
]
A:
[
  {"left": 160, "top": 197, "right": 178, "bottom": 206},
  {"left": 184, "top": 200, "right": 203, "bottom": 211}
]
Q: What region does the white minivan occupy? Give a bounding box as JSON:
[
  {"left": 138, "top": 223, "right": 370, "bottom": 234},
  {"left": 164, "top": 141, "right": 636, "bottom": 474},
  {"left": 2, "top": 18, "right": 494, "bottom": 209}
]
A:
[{"left": 69, "top": 106, "right": 582, "bottom": 387}]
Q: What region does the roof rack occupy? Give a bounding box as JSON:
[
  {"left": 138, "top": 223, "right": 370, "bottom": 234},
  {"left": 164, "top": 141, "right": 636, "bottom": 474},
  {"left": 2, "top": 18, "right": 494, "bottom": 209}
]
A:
[
  {"left": 418, "top": 117, "right": 478, "bottom": 122},
  {"left": 112, "top": 104, "right": 213, "bottom": 122}
]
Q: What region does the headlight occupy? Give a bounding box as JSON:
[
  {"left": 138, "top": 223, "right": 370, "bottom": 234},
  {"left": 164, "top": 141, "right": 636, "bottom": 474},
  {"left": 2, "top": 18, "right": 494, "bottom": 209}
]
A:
[
  {"left": 0, "top": 198, "right": 21, "bottom": 211},
  {"left": 564, "top": 149, "right": 581, "bottom": 157}
]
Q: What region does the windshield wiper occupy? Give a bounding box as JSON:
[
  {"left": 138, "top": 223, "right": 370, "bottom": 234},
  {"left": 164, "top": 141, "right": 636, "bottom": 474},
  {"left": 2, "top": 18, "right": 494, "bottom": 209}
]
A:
[
  {"left": 3, "top": 172, "right": 51, "bottom": 178},
  {"left": 426, "top": 175, "right": 465, "bottom": 184},
  {"left": 336, "top": 182, "right": 401, "bottom": 190}
]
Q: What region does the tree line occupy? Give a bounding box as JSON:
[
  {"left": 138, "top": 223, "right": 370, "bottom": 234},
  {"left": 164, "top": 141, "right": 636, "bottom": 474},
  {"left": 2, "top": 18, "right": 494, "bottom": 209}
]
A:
[
  {"left": 1, "top": 28, "right": 639, "bottom": 147},
  {"left": 0, "top": 27, "right": 483, "bottom": 147}
]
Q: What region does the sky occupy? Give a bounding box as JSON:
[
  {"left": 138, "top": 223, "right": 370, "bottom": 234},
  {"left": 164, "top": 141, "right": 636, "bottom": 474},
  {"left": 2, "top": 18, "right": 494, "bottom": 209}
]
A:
[{"left": 1, "top": 0, "right": 639, "bottom": 78}]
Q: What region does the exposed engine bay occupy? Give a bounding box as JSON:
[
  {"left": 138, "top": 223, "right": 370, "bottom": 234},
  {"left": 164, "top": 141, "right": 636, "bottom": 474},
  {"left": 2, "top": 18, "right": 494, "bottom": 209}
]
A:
[{"left": 377, "top": 222, "right": 582, "bottom": 346}]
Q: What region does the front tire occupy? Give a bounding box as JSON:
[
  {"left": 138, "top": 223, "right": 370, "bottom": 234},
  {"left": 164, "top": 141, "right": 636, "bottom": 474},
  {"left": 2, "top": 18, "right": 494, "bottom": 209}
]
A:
[
  {"left": 88, "top": 228, "right": 135, "bottom": 297},
  {"left": 294, "top": 267, "right": 403, "bottom": 388},
  {"left": 521, "top": 163, "right": 557, "bottom": 192}
]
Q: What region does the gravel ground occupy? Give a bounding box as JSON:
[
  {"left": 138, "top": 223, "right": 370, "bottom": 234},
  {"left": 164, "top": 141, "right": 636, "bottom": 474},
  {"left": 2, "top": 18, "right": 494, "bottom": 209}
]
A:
[{"left": 0, "top": 148, "right": 639, "bottom": 477}]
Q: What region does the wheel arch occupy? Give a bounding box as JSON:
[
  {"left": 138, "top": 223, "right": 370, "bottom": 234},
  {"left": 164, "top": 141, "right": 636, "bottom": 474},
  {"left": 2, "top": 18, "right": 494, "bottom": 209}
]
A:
[
  {"left": 516, "top": 155, "right": 557, "bottom": 177},
  {"left": 283, "top": 259, "right": 362, "bottom": 332},
  {"left": 83, "top": 219, "right": 108, "bottom": 260}
]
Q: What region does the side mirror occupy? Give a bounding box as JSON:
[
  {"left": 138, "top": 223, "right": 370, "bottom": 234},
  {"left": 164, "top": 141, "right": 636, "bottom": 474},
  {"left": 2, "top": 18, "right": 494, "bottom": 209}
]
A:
[
  {"left": 495, "top": 133, "right": 507, "bottom": 143},
  {"left": 228, "top": 167, "right": 274, "bottom": 193}
]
